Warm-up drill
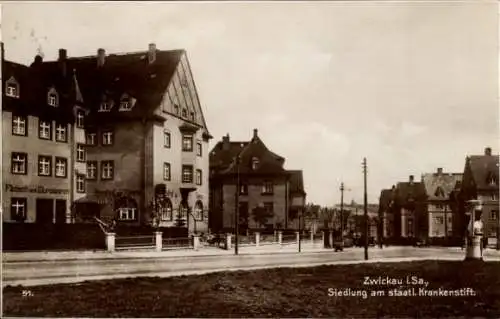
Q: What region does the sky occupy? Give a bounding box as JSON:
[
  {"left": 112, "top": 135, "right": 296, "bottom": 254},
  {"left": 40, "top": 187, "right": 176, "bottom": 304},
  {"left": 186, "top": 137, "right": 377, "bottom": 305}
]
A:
[{"left": 2, "top": 1, "right": 499, "bottom": 206}]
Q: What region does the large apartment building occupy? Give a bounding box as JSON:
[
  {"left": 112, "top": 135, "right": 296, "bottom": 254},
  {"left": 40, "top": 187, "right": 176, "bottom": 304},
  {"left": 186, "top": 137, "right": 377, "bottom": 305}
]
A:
[
  {"left": 2, "top": 43, "right": 211, "bottom": 233},
  {"left": 209, "top": 129, "right": 306, "bottom": 232}
]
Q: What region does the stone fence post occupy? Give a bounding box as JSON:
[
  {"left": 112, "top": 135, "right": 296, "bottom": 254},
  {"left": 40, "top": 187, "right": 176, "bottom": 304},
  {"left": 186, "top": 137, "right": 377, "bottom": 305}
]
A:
[
  {"left": 106, "top": 232, "right": 115, "bottom": 252},
  {"left": 226, "top": 234, "right": 232, "bottom": 250},
  {"left": 155, "top": 231, "right": 163, "bottom": 252},
  {"left": 278, "top": 231, "right": 283, "bottom": 246},
  {"left": 255, "top": 232, "right": 260, "bottom": 247},
  {"left": 310, "top": 230, "right": 314, "bottom": 243},
  {"left": 193, "top": 235, "right": 200, "bottom": 251}
]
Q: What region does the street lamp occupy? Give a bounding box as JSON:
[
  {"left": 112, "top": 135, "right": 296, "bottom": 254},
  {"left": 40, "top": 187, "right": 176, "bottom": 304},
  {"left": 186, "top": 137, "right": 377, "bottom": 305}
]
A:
[{"left": 234, "top": 155, "right": 241, "bottom": 255}]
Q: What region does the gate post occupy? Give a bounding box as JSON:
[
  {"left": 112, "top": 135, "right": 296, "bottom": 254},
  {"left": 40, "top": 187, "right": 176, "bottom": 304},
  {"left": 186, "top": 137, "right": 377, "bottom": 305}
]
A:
[
  {"left": 106, "top": 232, "right": 115, "bottom": 252},
  {"left": 155, "top": 231, "right": 163, "bottom": 252}
]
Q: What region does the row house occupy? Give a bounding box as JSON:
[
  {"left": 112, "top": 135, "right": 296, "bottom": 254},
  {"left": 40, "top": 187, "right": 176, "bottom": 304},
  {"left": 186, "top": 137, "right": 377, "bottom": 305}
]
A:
[
  {"left": 209, "top": 129, "right": 306, "bottom": 232},
  {"left": 2, "top": 44, "right": 86, "bottom": 224},
  {"left": 421, "top": 168, "right": 463, "bottom": 238},
  {"left": 3, "top": 43, "right": 212, "bottom": 234}
]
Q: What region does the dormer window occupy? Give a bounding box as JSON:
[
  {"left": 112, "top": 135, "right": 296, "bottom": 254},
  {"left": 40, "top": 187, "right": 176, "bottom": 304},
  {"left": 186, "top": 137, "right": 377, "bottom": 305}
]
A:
[
  {"left": 173, "top": 104, "right": 179, "bottom": 115},
  {"left": 99, "top": 101, "right": 112, "bottom": 112},
  {"left": 190, "top": 111, "right": 195, "bottom": 121},
  {"left": 6, "top": 78, "right": 19, "bottom": 98},
  {"left": 487, "top": 173, "right": 498, "bottom": 186},
  {"left": 47, "top": 88, "right": 58, "bottom": 107},
  {"left": 181, "top": 108, "right": 187, "bottom": 118},
  {"left": 119, "top": 94, "right": 134, "bottom": 111},
  {"left": 251, "top": 157, "right": 260, "bottom": 170}
]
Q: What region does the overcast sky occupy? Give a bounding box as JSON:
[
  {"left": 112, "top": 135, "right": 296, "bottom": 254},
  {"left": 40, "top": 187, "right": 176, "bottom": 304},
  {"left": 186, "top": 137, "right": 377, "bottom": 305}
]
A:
[{"left": 2, "top": 1, "right": 498, "bottom": 206}]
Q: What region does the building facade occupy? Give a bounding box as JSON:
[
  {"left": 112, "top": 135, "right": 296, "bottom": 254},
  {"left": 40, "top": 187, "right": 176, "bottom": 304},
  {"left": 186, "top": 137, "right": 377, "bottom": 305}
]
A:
[
  {"left": 3, "top": 43, "right": 212, "bottom": 234},
  {"left": 2, "top": 45, "right": 86, "bottom": 224},
  {"left": 422, "top": 168, "right": 462, "bottom": 239},
  {"left": 209, "top": 129, "right": 306, "bottom": 232},
  {"left": 459, "top": 147, "right": 499, "bottom": 240},
  {"left": 379, "top": 175, "right": 427, "bottom": 242}
]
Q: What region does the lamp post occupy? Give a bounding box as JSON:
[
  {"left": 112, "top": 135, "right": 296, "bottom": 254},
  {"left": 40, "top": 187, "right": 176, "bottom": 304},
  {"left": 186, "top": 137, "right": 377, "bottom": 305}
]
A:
[
  {"left": 234, "top": 155, "right": 241, "bottom": 255},
  {"left": 362, "top": 158, "right": 368, "bottom": 260},
  {"left": 340, "top": 182, "right": 345, "bottom": 245}
]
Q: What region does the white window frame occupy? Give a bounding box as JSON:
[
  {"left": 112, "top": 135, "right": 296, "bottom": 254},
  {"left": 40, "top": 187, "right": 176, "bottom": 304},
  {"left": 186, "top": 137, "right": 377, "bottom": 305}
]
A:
[
  {"left": 76, "top": 144, "right": 86, "bottom": 162},
  {"left": 12, "top": 153, "right": 27, "bottom": 174},
  {"left": 119, "top": 100, "right": 132, "bottom": 111},
  {"left": 119, "top": 208, "right": 136, "bottom": 221},
  {"left": 194, "top": 202, "right": 204, "bottom": 220},
  {"left": 38, "top": 156, "right": 51, "bottom": 176},
  {"left": 491, "top": 211, "right": 498, "bottom": 221},
  {"left": 196, "top": 142, "right": 202, "bottom": 157},
  {"left": 196, "top": 169, "right": 202, "bottom": 186},
  {"left": 48, "top": 93, "right": 58, "bottom": 107},
  {"left": 163, "top": 163, "right": 171, "bottom": 181},
  {"left": 102, "top": 161, "right": 114, "bottom": 180},
  {"left": 76, "top": 111, "right": 85, "bottom": 128},
  {"left": 86, "top": 133, "right": 97, "bottom": 146},
  {"left": 6, "top": 82, "right": 19, "bottom": 98},
  {"left": 182, "top": 134, "right": 193, "bottom": 152},
  {"left": 76, "top": 175, "right": 85, "bottom": 193},
  {"left": 164, "top": 131, "right": 171, "bottom": 148},
  {"left": 98, "top": 102, "right": 112, "bottom": 112},
  {"left": 11, "top": 198, "right": 26, "bottom": 219},
  {"left": 182, "top": 165, "right": 193, "bottom": 183},
  {"left": 86, "top": 161, "right": 97, "bottom": 180},
  {"left": 252, "top": 158, "right": 260, "bottom": 170},
  {"left": 102, "top": 131, "right": 113, "bottom": 145},
  {"left": 181, "top": 108, "right": 187, "bottom": 118},
  {"left": 55, "top": 124, "right": 67, "bottom": 142},
  {"left": 12, "top": 116, "right": 26, "bottom": 135},
  {"left": 161, "top": 200, "right": 173, "bottom": 221},
  {"left": 55, "top": 158, "right": 67, "bottom": 177},
  {"left": 262, "top": 182, "right": 273, "bottom": 194},
  {"left": 39, "top": 120, "right": 51, "bottom": 139}
]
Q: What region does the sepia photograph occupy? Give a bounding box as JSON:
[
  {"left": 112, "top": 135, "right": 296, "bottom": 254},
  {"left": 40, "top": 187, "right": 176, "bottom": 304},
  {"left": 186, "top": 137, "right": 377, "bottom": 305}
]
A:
[{"left": 1, "top": 0, "right": 499, "bottom": 317}]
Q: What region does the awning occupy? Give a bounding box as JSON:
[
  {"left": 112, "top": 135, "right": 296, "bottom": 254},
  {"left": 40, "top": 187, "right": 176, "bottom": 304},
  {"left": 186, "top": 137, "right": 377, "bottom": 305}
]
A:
[{"left": 74, "top": 193, "right": 111, "bottom": 205}]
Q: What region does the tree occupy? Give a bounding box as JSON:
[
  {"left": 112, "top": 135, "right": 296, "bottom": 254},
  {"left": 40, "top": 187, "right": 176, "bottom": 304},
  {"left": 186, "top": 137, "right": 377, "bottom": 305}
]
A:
[{"left": 252, "top": 204, "right": 273, "bottom": 228}]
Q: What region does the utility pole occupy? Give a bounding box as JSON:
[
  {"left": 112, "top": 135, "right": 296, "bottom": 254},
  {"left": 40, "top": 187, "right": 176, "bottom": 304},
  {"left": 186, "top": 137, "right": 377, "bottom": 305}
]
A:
[
  {"left": 363, "top": 158, "right": 368, "bottom": 260},
  {"left": 298, "top": 209, "right": 302, "bottom": 252},
  {"left": 235, "top": 155, "right": 240, "bottom": 255},
  {"left": 340, "top": 182, "right": 345, "bottom": 245}
]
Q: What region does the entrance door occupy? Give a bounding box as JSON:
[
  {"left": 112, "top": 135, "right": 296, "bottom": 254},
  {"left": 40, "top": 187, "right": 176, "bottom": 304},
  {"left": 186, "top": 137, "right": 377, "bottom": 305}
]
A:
[
  {"left": 36, "top": 199, "right": 54, "bottom": 224},
  {"left": 55, "top": 200, "right": 67, "bottom": 224}
]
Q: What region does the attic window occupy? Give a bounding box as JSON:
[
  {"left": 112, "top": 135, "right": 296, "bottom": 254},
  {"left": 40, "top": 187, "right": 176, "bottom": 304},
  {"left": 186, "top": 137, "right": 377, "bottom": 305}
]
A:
[
  {"left": 190, "top": 111, "right": 195, "bottom": 121},
  {"left": 487, "top": 173, "right": 498, "bottom": 186},
  {"left": 173, "top": 104, "right": 179, "bottom": 115},
  {"left": 99, "top": 101, "right": 112, "bottom": 112},
  {"left": 5, "top": 77, "right": 19, "bottom": 98},
  {"left": 251, "top": 157, "right": 260, "bottom": 170},
  {"left": 182, "top": 108, "right": 187, "bottom": 118},
  {"left": 434, "top": 187, "right": 445, "bottom": 198},
  {"left": 119, "top": 94, "right": 134, "bottom": 111},
  {"left": 47, "top": 88, "right": 59, "bottom": 107}
]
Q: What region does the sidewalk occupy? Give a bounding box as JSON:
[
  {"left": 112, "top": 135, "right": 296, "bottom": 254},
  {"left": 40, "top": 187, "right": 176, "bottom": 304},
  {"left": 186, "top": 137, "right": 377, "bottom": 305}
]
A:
[{"left": 2, "top": 243, "right": 335, "bottom": 263}]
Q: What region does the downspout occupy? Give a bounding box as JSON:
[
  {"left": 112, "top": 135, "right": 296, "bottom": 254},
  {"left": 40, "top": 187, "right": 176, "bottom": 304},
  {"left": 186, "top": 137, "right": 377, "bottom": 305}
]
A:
[
  {"left": 69, "top": 112, "right": 75, "bottom": 223},
  {"left": 141, "top": 118, "right": 147, "bottom": 225}
]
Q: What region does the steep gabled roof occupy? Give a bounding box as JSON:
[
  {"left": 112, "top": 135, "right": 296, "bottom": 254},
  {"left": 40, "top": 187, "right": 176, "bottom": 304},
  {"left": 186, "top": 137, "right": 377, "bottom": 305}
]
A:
[
  {"left": 395, "top": 181, "right": 427, "bottom": 203},
  {"left": 422, "top": 172, "right": 463, "bottom": 201},
  {"left": 209, "top": 130, "right": 287, "bottom": 176},
  {"left": 466, "top": 154, "right": 499, "bottom": 191},
  {"left": 379, "top": 189, "right": 394, "bottom": 211},
  {"left": 40, "top": 50, "right": 184, "bottom": 124}
]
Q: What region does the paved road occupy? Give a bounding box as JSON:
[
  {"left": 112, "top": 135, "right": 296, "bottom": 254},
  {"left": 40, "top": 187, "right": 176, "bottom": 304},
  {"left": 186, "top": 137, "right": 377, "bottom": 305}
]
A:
[{"left": 3, "top": 247, "right": 499, "bottom": 287}]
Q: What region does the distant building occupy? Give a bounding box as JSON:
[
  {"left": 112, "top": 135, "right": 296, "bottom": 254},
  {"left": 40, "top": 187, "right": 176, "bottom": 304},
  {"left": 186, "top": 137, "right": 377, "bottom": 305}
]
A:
[
  {"left": 458, "top": 147, "right": 499, "bottom": 239},
  {"left": 380, "top": 175, "right": 427, "bottom": 242},
  {"left": 422, "top": 168, "right": 463, "bottom": 239},
  {"left": 209, "top": 129, "right": 306, "bottom": 232}
]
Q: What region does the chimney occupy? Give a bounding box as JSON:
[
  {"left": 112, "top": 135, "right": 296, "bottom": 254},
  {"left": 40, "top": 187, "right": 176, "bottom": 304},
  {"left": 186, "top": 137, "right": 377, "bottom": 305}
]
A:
[
  {"left": 148, "top": 43, "right": 156, "bottom": 64},
  {"left": 485, "top": 147, "right": 492, "bottom": 156},
  {"left": 437, "top": 168, "right": 443, "bottom": 175},
  {"left": 253, "top": 128, "right": 258, "bottom": 139},
  {"left": 409, "top": 175, "right": 414, "bottom": 183},
  {"left": 97, "top": 48, "right": 106, "bottom": 67},
  {"left": 222, "top": 133, "right": 230, "bottom": 150},
  {"left": 58, "top": 48, "right": 67, "bottom": 77}
]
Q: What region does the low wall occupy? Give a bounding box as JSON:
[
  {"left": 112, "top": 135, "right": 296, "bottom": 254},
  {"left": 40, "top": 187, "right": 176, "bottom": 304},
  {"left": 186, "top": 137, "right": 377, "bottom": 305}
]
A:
[{"left": 3, "top": 223, "right": 106, "bottom": 251}]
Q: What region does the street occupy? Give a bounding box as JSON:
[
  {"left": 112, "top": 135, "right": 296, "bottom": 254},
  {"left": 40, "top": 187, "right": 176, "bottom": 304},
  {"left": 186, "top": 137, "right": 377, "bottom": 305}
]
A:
[{"left": 3, "top": 246, "right": 500, "bottom": 287}]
